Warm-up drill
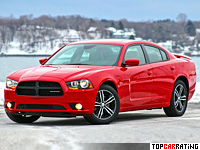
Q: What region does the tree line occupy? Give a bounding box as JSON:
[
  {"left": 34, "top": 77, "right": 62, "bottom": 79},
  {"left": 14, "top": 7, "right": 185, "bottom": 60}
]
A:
[{"left": 0, "top": 14, "right": 200, "bottom": 52}]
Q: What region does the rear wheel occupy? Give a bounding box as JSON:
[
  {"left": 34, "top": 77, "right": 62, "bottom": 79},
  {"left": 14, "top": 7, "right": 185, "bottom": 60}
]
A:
[
  {"left": 164, "top": 80, "right": 188, "bottom": 117},
  {"left": 6, "top": 112, "right": 40, "bottom": 123},
  {"left": 84, "top": 85, "right": 120, "bottom": 124}
]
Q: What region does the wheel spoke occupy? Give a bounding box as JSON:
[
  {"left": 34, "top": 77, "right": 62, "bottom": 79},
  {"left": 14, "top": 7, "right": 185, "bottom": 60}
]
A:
[
  {"left": 178, "top": 101, "right": 183, "bottom": 110},
  {"left": 179, "top": 85, "right": 184, "bottom": 96},
  {"left": 97, "top": 107, "right": 104, "bottom": 119},
  {"left": 175, "top": 89, "right": 179, "bottom": 97},
  {"left": 105, "top": 96, "right": 115, "bottom": 105},
  {"left": 180, "top": 95, "right": 187, "bottom": 101},
  {"left": 174, "top": 101, "right": 179, "bottom": 108},
  {"left": 95, "top": 101, "right": 101, "bottom": 107},
  {"left": 104, "top": 106, "right": 114, "bottom": 116},
  {"left": 100, "top": 108, "right": 104, "bottom": 119},
  {"left": 99, "top": 90, "right": 105, "bottom": 103}
]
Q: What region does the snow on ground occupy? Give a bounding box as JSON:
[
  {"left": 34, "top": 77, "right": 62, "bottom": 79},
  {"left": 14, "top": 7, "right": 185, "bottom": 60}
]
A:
[
  {"left": 0, "top": 82, "right": 200, "bottom": 106},
  {"left": 5, "top": 41, "right": 58, "bottom": 55}
]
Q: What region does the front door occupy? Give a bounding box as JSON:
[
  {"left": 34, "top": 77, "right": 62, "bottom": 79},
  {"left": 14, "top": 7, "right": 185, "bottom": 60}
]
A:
[{"left": 122, "top": 45, "right": 153, "bottom": 107}]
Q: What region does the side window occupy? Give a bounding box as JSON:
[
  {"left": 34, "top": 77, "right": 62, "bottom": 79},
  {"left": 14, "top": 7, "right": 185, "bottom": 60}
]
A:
[
  {"left": 144, "top": 45, "right": 162, "bottom": 63},
  {"left": 124, "top": 45, "right": 146, "bottom": 65},
  {"left": 160, "top": 50, "right": 168, "bottom": 61}
]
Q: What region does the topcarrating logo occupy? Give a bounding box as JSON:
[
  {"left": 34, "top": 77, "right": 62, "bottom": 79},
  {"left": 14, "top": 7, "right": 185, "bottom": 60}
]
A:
[{"left": 151, "top": 143, "right": 199, "bottom": 150}]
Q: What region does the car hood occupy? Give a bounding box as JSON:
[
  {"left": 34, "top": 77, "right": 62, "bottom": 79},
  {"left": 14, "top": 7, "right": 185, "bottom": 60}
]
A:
[{"left": 8, "top": 65, "right": 113, "bottom": 82}]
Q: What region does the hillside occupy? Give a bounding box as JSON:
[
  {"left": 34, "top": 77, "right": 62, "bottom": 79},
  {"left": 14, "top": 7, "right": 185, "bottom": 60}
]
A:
[{"left": 1, "top": 15, "right": 200, "bottom": 54}]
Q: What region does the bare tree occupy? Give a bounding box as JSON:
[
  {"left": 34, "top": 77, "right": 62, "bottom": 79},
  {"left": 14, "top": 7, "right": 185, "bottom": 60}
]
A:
[{"left": 176, "top": 13, "right": 187, "bottom": 23}]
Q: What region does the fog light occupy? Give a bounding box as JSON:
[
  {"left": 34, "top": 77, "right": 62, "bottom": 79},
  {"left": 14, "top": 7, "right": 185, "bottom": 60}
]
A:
[
  {"left": 75, "top": 103, "right": 82, "bottom": 110},
  {"left": 7, "top": 102, "right": 12, "bottom": 109}
]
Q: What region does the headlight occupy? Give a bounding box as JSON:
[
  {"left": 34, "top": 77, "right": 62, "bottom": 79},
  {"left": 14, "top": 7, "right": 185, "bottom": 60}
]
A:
[
  {"left": 66, "top": 79, "right": 93, "bottom": 90},
  {"left": 6, "top": 78, "right": 18, "bottom": 89}
]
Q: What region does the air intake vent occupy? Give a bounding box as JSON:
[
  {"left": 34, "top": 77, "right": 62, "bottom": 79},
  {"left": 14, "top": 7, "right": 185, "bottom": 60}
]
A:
[
  {"left": 16, "top": 104, "right": 66, "bottom": 110},
  {"left": 16, "top": 81, "right": 63, "bottom": 96}
]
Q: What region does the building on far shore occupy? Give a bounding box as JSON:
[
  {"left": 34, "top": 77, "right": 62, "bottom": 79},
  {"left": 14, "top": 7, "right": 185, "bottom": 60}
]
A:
[
  {"left": 112, "top": 28, "right": 135, "bottom": 39},
  {"left": 87, "top": 27, "right": 101, "bottom": 39}
]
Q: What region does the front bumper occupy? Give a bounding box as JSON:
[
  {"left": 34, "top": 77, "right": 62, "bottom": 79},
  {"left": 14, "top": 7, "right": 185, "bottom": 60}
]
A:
[{"left": 4, "top": 78, "right": 97, "bottom": 116}]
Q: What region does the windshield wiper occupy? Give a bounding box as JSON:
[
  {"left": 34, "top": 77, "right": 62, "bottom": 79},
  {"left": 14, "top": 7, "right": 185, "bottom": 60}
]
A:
[
  {"left": 44, "top": 63, "right": 89, "bottom": 65},
  {"left": 67, "top": 63, "right": 89, "bottom": 65}
]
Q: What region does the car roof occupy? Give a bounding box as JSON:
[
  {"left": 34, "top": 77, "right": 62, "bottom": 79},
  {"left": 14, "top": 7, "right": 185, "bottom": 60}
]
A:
[
  {"left": 57, "top": 39, "right": 176, "bottom": 61},
  {"left": 67, "top": 39, "right": 175, "bottom": 60},
  {"left": 68, "top": 39, "right": 158, "bottom": 46}
]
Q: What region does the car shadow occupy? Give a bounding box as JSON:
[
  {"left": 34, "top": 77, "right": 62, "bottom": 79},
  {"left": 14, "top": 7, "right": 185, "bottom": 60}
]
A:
[
  {"left": 115, "top": 112, "right": 166, "bottom": 123},
  {"left": 13, "top": 112, "right": 167, "bottom": 126},
  {"left": 32, "top": 117, "right": 90, "bottom": 126}
]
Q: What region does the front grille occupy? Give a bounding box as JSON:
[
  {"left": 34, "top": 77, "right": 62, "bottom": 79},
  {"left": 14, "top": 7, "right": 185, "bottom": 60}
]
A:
[
  {"left": 16, "top": 104, "right": 66, "bottom": 110},
  {"left": 16, "top": 81, "right": 63, "bottom": 96}
]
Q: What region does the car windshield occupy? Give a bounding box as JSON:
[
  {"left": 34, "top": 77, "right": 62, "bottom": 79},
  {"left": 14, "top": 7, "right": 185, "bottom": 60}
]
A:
[{"left": 45, "top": 44, "right": 123, "bottom": 66}]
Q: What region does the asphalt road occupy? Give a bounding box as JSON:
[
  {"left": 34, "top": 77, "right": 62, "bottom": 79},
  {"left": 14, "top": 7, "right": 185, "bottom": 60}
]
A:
[{"left": 0, "top": 104, "right": 200, "bottom": 150}]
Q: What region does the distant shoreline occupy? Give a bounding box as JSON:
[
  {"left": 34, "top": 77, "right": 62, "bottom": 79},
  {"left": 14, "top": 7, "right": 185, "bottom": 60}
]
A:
[
  {"left": 0, "top": 54, "right": 199, "bottom": 57},
  {"left": 0, "top": 54, "right": 51, "bottom": 57}
]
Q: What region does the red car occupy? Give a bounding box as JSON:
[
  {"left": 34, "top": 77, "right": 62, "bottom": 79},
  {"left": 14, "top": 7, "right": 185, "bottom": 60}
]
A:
[{"left": 4, "top": 40, "right": 196, "bottom": 124}]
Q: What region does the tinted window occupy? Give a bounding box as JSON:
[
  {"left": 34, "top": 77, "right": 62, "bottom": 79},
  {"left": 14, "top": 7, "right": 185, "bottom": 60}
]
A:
[
  {"left": 144, "top": 45, "right": 162, "bottom": 63},
  {"left": 124, "top": 45, "right": 146, "bottom": 65},
  {"left": 160, "top": 50, "right": 168, "bottom": 61}
]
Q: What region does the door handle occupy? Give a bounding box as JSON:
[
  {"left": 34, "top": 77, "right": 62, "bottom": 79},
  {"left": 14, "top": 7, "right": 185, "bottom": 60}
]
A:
[
  {"left": 170, "top": 66, "right": 175, "bottom": 70},
  {"left": 147, "top": 71, "right": 152, "bottom": 76}
]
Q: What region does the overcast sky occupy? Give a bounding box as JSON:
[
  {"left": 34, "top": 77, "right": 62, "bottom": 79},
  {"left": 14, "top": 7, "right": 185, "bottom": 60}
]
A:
[{"left": 0, "top": 0, "right": 200, "bottom": 21}]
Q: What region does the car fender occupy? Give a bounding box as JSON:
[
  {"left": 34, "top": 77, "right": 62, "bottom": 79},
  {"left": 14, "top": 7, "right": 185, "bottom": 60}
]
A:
[{"left": 81, "top": 68, "right": 121, "bottom": 93}]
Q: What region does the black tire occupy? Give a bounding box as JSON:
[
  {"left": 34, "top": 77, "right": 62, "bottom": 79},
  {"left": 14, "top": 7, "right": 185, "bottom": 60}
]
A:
[
  {"left": 84, "top": 85, "right": 120, "bottom": 124},
  {"left": 164, "top": 80, "right": 188, "bottom": 117},
  {"left": 6, "top": 112, "right": 40, "bottom": 123}
]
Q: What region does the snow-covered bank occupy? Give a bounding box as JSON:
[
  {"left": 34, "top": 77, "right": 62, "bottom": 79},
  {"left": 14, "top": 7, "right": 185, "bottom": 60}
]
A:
[
  {"left": 0, "top": 82, "right": 200, "bottom": 105},
  {"left": 1, "top": 28, "right": 81, "bottom": 55},
  {"left": 0, "top": 82, "right": 5, "bottom": 105},
  {"left": 189, "top": 82, "right": 200, "bottom": 103}
]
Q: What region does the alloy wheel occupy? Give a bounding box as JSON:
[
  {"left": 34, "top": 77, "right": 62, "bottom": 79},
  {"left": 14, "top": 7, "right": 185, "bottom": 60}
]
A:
[
  {"left": 94, "top": 90, "right": 116, "bottom": 120},
  {"left": 174, "top": 83, "right": 187, "bottom": 112}
]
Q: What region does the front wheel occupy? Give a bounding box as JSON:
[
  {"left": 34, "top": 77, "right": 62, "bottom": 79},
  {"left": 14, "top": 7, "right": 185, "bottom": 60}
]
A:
[
  {"left": 164, "top": 80, "right": 188, "bottom": 117},
  {"left": 6, "top": 112, "right": 40, "bottom": 123},
  {"left": 84, "top": 85, "right": 120, "bottom": 124}
]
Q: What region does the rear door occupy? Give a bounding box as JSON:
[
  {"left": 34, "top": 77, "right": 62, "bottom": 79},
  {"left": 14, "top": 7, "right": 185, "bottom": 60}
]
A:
[{"left": 143, "top": 45, "right": 177, "bottom": 104}]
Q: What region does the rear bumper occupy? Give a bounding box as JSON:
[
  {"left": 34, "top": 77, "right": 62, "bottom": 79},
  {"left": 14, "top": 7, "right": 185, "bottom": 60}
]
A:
[{"left": 4, "top": 85, "right": 97, "bottom": 116}]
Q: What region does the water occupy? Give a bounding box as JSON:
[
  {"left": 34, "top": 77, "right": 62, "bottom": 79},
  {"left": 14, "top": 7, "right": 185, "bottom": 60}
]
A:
[
  {"left": 0, "top": 56, "right": 47, "bottom": 82},
  {"left": 0, "top": 56, "right": 200, "bottom": 82}
]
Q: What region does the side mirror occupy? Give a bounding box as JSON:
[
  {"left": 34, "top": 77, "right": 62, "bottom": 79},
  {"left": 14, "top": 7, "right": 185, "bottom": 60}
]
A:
[
  {"left": 124, "top": 59, "right": 140, "bottom": 66},
  {"left": 39, "top": 58, "right": 47, "bottom": 65}
]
